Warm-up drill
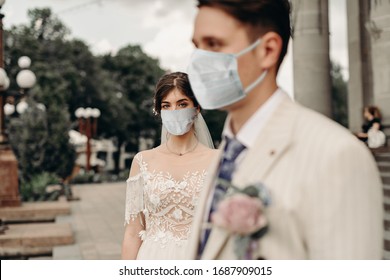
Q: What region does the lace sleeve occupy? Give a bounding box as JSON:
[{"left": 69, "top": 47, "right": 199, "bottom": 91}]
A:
[
  {"left": 124, "top": 174, "right": 144, "bottom": 225},
  {"left": 124, "top": 154, "right": 145, "bottom": 225}
]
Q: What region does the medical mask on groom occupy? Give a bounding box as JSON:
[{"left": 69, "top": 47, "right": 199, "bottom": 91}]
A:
[
  {"left": 161, "top": 107, "right": 198, "bottom": 136},
  {"left": 187, "top": 39, "right": 267, "bottom": 110}
]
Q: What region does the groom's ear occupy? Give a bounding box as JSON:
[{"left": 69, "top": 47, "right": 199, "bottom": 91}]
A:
[{"left": 255, "top": 31, "right": 282, "bottom": 71}]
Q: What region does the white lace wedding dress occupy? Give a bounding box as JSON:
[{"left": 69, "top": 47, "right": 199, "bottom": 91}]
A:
[{"left": 124, "top": 151, "right": 208, "bottom": 259}]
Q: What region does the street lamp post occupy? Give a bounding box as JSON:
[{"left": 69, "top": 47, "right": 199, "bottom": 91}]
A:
[
  {"left": 16, "top": 56, "right": 36, "bottom": 97},
  {"left": 0, "top": 1, "right": 5, "bottom": 66},
  {"left": 0, "top": 0, "right": 8, "bottom": 145},
  {"left": 0, "top": 1, "right": 37, "bottom": 207},
  {"left": 3, "top": 58, "right": 39, "bottom": 118},
  {"left": 75, "top": 107, "right": 100, "bottom": 171},
  {"left": 0, "top": 0, "right": 20, "bottom": 207}
]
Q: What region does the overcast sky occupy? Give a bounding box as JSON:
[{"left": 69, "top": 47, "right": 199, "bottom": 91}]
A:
[{"left": 2, "top": 0, "right": 348, "bottom": 97}]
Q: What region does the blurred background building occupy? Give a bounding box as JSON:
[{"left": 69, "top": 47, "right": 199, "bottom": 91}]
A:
[{"left": 292, "top": 0, "right": 390, "bottom": 129}]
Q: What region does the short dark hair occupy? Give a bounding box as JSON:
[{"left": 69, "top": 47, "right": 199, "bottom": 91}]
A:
[
  {"left": 197, "top": 0, "right": 291, "bottom": 68},
  {"left": 365, "top": 106, "right": 382, "bottom": 120},
  {"left": 153, "top": 72, "right": 199, "bottom": 115}
]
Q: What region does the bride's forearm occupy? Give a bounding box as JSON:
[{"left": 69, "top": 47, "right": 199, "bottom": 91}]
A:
[{"left": 121, "top": 221, "right": 144, "bottom": 259}]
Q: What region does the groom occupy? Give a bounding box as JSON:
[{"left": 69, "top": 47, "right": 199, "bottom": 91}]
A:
[{"left": 186, "top": 0, "right": 383, "bottom": 259}]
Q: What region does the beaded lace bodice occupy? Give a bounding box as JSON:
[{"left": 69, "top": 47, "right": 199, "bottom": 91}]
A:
[{"left": 125, "top": 153, "right": 207, "bottom": 247}]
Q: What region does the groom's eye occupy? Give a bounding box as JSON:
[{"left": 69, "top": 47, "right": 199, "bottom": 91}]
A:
[{"left": 205, "top": 38, "right": 222, "bottom": 51}]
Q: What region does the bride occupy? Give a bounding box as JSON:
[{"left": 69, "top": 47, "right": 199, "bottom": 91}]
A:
[{"left": 121, "top": 72, "right": 218, "bottom": 259}]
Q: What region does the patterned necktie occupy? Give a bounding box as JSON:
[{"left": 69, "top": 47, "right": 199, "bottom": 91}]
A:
[{"left": 199, "top": 136, "right": 246, "bottom": 255}]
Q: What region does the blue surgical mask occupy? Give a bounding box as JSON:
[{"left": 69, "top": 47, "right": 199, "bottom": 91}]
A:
[
  {"left": 161, "top": 107, "right": 197, "bottom": 136},
  {"left": 187, "top": 39, "right": 267, "bottom": 110}
]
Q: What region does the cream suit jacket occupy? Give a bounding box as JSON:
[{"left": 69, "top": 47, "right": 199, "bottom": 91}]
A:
[{"left": 187, "top": 95, "right": 383, "bottom": 260}]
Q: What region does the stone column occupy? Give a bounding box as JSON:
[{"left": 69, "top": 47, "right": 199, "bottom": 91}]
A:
[
  {"left": 370, "top": 0, "right": 390, "bottom": 123},
  {"left": 292, "top": 0, "right": 332, "bottom": 117},
  {"left": 347, "top": 0, "right": 373, "bottom": 132}
]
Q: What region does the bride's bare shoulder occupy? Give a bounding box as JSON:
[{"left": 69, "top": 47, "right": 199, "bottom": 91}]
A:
[{"left": 136, "top": 145, "right": 165, "bottom": 161}]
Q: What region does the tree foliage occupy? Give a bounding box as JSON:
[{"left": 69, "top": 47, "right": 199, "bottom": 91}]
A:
[
  {"left": 201, "top": 110, "right": 226, "bottom": 147},
  {"left": 331, "top": 61, "right": 348, "bottom": 128},
  {"left": 7, "top": 99, "right": 48, "bottom": 183},
  {"left": 4, "top": 9, "right": 79, "bottom": 182},
  {"left": 100, "top": 46, "right": 165, "bottom": 150},
  {"left": 98, "top": 45, "right": 166, "bottom": 172}
]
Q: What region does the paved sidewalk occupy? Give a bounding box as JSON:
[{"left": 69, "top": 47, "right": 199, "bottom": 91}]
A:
[{"left": 53, "top": 182, "right": 126, "bottom": 260}]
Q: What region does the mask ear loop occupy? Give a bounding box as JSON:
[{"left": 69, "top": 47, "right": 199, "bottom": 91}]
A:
[
  {"left": 235, "top": 39, "right": 267, "bottom": 95},
  {"left": 244, "top": 70, "right": 268, "bottom": 94},
  {"left": 235, "top": 39, "right": 261, "bottom": 58},
  {"left": 192, "top": 111, "right": 198, "bottom": 139}
]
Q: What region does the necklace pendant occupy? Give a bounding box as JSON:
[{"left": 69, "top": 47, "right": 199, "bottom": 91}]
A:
[{"left": 165, "top": 139, "right": 198, "bottom": 157}]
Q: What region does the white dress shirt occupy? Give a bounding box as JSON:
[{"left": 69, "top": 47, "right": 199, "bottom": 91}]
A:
[{"left": 222, "top": 88, "right": 288, "bottom": 163}]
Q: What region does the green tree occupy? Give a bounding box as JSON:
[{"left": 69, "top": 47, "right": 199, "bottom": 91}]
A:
[
  {"left": 7, "top": 99, "right": 48, "bottom": 183},
  {"left": 100, "top": 45, "right": 165, "bottom": 172},
  {"left": 331, "top": 61, "right": 348, "bottom": 128},
  {"left": 4, "top": 8, "right": 76, "bottom": 186},
  {"left": 202, "top": 110, "right": 226, "bottom": 147},
  {"left": 27, "top": 8, "right": 70, "bottom": 41}
]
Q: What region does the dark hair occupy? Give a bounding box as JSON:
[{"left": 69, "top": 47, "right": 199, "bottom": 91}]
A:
[
  {"left": 153, "top": 72, "right": 199, "bottom": 115},
  {"left": 365, "top": 106, "right": 382, "bottom": 120},
  {"left": 197, "top": 0, "right": 291, "bottom": 68}
]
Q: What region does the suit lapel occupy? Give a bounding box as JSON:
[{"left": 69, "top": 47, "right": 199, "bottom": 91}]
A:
[
  {"left": 201, "top": 96, "right": 298, "bottom": 259},
  {"left": 234, "top": 96, "right": 297, "bottom": 186}
]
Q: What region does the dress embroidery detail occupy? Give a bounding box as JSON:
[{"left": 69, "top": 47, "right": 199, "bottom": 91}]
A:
[{"left": 125, "top": 153, "right": 206, "bottom": 248}]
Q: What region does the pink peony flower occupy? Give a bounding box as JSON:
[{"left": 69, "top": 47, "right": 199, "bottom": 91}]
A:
[{"left": 211, "top": 193, "right": 267, "bottom": 235}]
